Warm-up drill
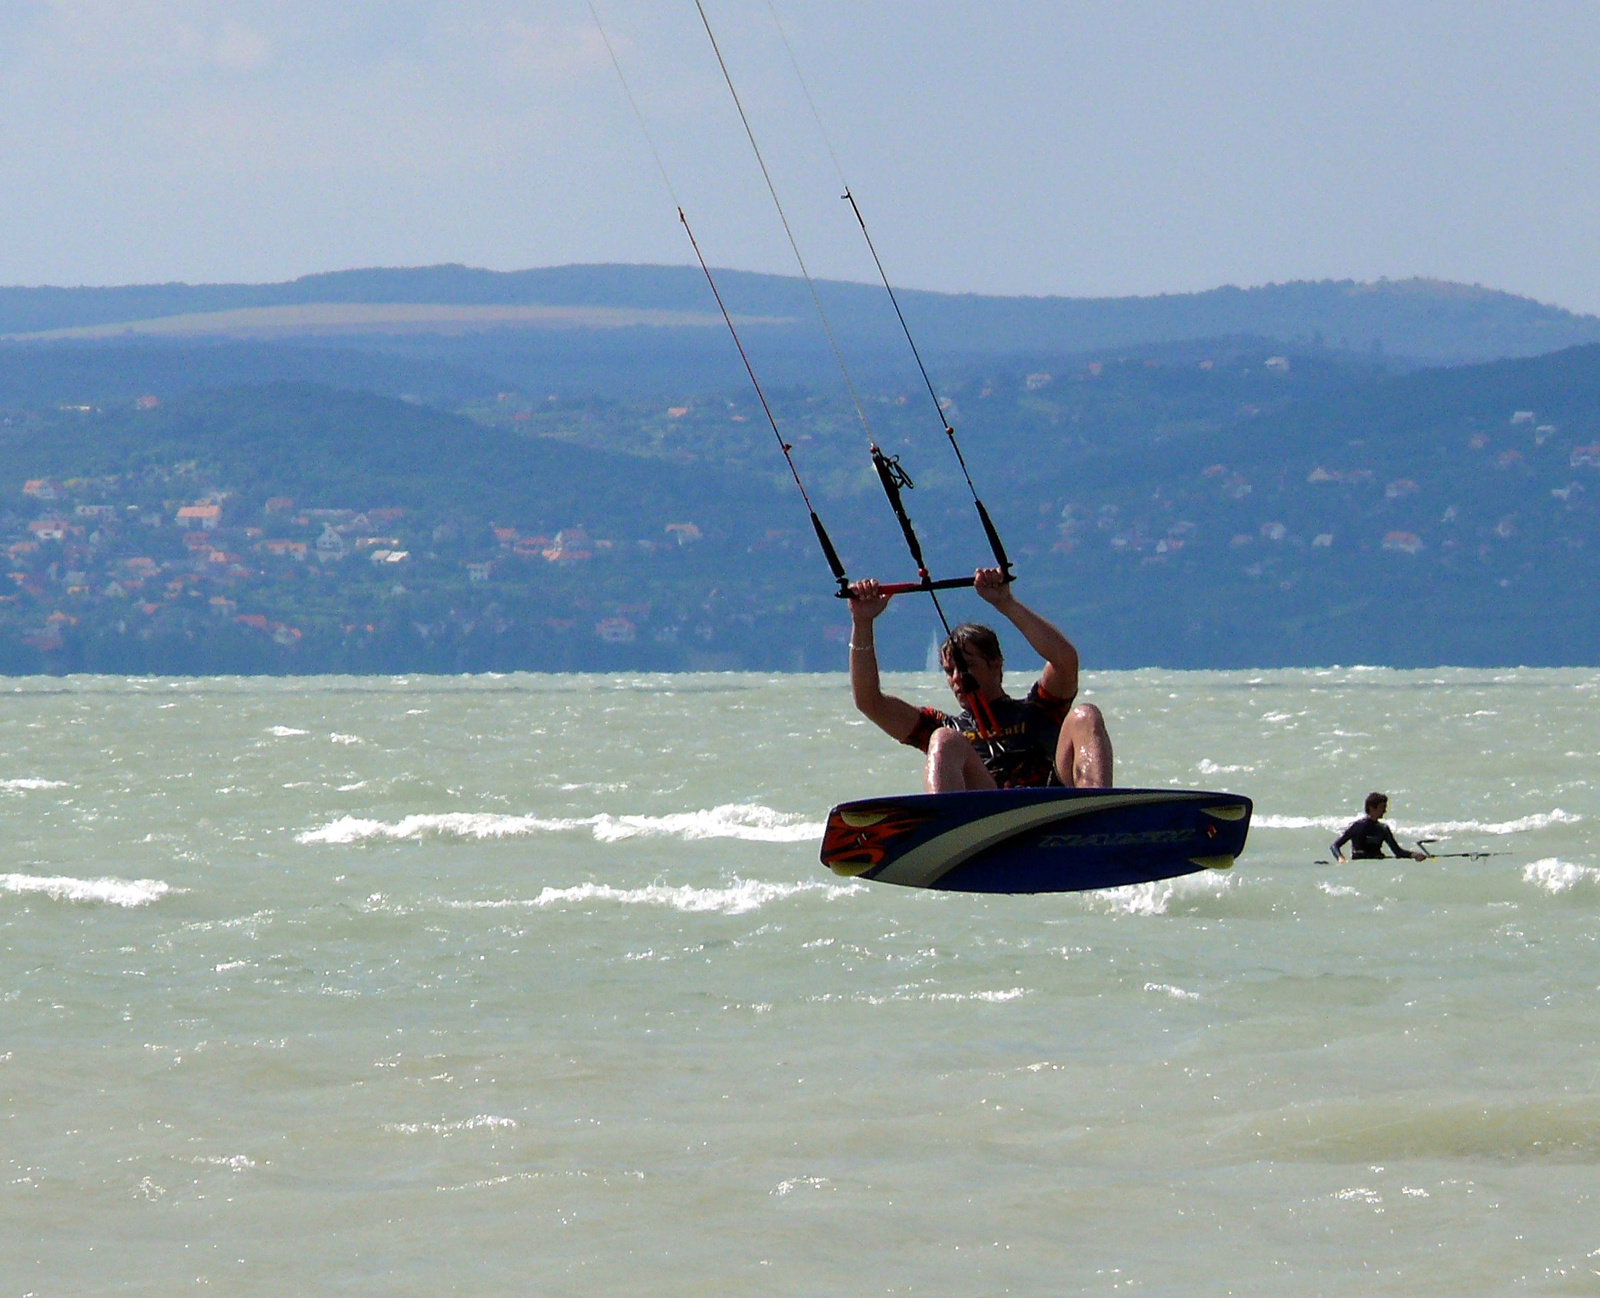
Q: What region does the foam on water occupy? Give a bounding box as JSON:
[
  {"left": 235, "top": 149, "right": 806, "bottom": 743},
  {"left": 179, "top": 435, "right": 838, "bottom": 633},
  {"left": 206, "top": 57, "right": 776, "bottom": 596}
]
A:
[
  {"left": 1144, "top": 982, "right": 1202, "bottom": 1000},
  {"left": 298, "top": 803, "right": 824, "bottom": 846},
  {"left": 0, "top": 873, "right": 172, "bottom": 907},
  {"left": 1521, "top": 858, "right": 1600, "bottom": 894},
  {"left": 1085, "top": 869, "right": 1232, "bottom": 916},
  {"left": 381, "top": 1115, "right": 519, "bottom": 1136},
  {"left": 0, "top": 778, "right": 69, "bottom": 791},
  {"left": 434, "top": 878, "right": 865, "bottom": 917},
  {"left": 1255, "top": 809, "right": 1581, "bottom": 835},
  {"left": 922, "top": 987, "right": 1029, "bottom": 1003}
]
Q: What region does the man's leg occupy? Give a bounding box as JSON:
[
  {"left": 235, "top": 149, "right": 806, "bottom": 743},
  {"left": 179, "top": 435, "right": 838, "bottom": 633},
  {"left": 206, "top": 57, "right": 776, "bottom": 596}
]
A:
[
  {"left": 1054, "top": 703, "right": 1112, "bottom": 788},
  {"left": 925, "top": 727, "right": 997, "bottom": 793}
]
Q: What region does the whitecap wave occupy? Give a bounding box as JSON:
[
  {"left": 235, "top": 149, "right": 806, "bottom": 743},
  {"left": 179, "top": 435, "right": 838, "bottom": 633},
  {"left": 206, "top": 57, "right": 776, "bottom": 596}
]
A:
[
  {"left": 1522, "top": 858, "right": 1600, "bottom": 894},
  {"left": 1, "top": 873, "right": 171, "bottom": 907},
  {"left": 382, "top": 1115, "right": 518, "bottom": 1136},
  {"left": 922, "top": 987, "right": 1028, "bottom": 1003},
  {"left": 1144, "top": 982, "right": 1201, "bottom": 1000},
  {"left": 771, "top": 1176, "right": 832, "bottom": 1197},
  {"left": 1087, "top": 870, "right": 1231, "bottom": 917},
  {"left": 1255, "top": 810, "right": 1580, "bottom": 836},
  {"left": 441, "top": 878, "right": 865, "bottom": 917},
  {"left": 268, "top": 726, "right": 309, "bottom": 737},
  {"left": 298, "top": 803, "right": 824, "bottom": 846},
  {"left": 0, "top": 778, "right": 68, "bottom": 792}
]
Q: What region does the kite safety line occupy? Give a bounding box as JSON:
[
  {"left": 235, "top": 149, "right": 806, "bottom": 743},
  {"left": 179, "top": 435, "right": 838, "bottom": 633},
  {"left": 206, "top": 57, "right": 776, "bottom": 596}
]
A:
[
  {"left": 764, "top": 0, "right": 1014, "bottom": 584},
  {"left": 690, "top": 0, "right": 881, "bottom": 455},
  {"left": 586, "top": 0, "right": 850, "bottom": 596},
  {"left": 593, "top": 0, "right": 986, "bottom": 702},
  {"left": 694, "top": 0, "right": 973, "bottom": 667},
  {"left": 678, "top": 208, "right": 850, "bottom": 595},
  {"left": 692, "top": 0, "right": 997, "bottom": 703}
]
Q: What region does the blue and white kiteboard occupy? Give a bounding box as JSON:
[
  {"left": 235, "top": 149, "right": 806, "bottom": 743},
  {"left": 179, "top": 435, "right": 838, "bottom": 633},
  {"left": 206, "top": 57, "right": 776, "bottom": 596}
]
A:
[{"left": 821, "top": 787, "right": 1251, "bottom": 894}]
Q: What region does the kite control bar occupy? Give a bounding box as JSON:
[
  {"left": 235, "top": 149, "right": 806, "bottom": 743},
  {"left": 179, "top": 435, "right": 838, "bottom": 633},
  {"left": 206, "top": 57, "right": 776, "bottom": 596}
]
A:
[{"left": 833, "top": 574, "right": 985, "bottom": 599}]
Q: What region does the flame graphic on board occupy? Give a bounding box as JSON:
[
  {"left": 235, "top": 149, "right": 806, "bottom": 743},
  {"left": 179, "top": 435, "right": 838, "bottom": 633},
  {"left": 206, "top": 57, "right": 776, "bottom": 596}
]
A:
[{"left": 820, "top": 805, "right": 934, "bottom": 875}]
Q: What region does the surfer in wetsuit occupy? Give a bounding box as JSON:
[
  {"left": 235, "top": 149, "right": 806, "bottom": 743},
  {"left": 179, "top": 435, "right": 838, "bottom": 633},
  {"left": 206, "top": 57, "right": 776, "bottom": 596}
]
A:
[
  {"left": 1330, "top": 792, "right": 1427, "bottom": 862},
  {"left": 847, "top": 567, "right": 1112, "bottom": 792}
]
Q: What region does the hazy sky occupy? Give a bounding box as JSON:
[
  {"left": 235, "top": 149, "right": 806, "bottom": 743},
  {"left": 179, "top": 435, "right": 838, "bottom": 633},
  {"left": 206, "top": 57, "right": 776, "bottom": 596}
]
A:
[{"left": 4, "top": 1, "right": 1599, "bottom": 311}]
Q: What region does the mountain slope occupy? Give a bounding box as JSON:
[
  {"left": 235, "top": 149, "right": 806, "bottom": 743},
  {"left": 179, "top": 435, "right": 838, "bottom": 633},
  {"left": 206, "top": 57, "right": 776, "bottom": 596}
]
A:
[{"left": 4, "top": 266, "right": 1596, "bottom": 365}]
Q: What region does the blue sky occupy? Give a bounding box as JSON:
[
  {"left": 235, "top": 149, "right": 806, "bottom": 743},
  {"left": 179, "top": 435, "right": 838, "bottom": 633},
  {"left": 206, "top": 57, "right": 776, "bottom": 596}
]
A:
[{"left": 3, "top": 1, "right": 1599, "bottom": 312}]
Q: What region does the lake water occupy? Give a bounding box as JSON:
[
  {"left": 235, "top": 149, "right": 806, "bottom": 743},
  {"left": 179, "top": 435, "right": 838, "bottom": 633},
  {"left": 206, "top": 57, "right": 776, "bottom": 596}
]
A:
[{"left": 2, "top": 667, "right": 1598, "bottom": 1295}]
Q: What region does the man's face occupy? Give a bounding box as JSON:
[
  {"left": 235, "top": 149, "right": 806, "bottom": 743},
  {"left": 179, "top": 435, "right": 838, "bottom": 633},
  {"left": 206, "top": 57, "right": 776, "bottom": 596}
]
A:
[{"left": 942, "top": 650, "right": 1003, "bottom": 703}]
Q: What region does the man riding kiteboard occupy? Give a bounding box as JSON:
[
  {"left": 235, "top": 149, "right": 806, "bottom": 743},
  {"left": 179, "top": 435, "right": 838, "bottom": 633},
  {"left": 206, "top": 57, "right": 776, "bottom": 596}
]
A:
[{"left": 847, "top": 567, "right": 1113, "bottom": 793}]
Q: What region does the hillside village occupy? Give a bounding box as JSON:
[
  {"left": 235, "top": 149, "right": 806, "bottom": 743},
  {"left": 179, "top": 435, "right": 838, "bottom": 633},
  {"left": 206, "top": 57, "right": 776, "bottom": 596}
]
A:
[
  {"left": 0, "top": 460, "right": 720, "bottom": 670},
  {"left": 0, "top": 338, "right": 1596, "bottom": 671}
]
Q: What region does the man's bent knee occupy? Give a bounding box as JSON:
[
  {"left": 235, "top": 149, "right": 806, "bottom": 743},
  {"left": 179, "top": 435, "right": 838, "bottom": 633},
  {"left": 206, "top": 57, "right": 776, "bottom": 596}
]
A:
[
  {"left": 1057, "top": 702, "right": 1112, "bottom": 789},
  {"left": 1070, "top": 702, "right": 1107, "bottom": 734},
  {"left": 925, "top": 726, "right": 994, "bottom": 792}
]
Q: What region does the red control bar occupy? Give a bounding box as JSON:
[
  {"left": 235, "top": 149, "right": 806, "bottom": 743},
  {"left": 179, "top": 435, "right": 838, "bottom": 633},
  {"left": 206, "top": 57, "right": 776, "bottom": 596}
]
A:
[{"left": 833, "top": 575, "right": 980, "bottom": 599}]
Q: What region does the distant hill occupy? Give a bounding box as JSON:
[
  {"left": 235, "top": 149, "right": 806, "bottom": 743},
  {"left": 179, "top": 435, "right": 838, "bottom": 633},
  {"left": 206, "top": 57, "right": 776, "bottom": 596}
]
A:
[
  {"left": 4, "top": 265, "right": 1597, "bottom": 366},
  {"left": 0, "top": 341, "right": 1595, "bottom": 672}
]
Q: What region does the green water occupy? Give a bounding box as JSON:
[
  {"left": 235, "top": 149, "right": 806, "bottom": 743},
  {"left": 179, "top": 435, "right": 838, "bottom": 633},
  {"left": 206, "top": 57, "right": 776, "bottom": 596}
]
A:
[{"left": 2, "top": 668, "right": 1597, "bottom": 1295}]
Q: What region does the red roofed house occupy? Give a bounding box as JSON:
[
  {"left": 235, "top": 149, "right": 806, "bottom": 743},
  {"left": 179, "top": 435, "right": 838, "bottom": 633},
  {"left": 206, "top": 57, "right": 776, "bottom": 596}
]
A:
[
  {"left": 176, "top": 504, "right": 221, "bottom": 530},
  {"left": 1382, "top": 531, "right": 1424, "bottom": 555},
  {"left": 543, "top": 527, "right": 593, "bottom": 563}
]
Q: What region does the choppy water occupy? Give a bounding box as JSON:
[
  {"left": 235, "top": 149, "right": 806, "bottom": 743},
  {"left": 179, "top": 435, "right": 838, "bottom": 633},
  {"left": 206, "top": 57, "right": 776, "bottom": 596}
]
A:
[{"left": 2, "top": 667, "right": 1598, "bottom": 1295}]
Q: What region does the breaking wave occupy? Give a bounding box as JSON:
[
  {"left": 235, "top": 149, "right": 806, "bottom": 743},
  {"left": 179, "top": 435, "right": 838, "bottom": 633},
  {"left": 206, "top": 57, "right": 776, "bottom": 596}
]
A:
[
  {"left": 921, "top": 987, "right": 1029, "bottom": 1003},
  {"left": 382, "top": 1115, "right": 519, "bottom": 1136},
  {"left": 1085, "top": 869, "right": 1232, "bottom": 917},
  {"left": 1522, "top": 858, "right": 1600, "bottom": 894},
  {"left": 0, "top": 778, "right": 68, "bottom": 792},
  {"left": 433, "top": 878, "right": 865, "bottom": 917},
  {"left": 1, "top": 873, "right": 172, "bottom": 907},
  {"left": 1255, "top": 810, "right": 1581, "bottom": 836},
  {"left": 298, "top": 803, "right": 824, "bottom": 846}
]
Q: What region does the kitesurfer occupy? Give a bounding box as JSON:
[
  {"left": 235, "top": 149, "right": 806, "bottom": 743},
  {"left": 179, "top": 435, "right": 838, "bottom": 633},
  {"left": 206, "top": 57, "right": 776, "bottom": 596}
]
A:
[
  {"left": 847, "top": 568, "right": 1112, "bottom": 792},
  {"left": 1330, "top": 792, "right": 1427, "bottom": 861}
]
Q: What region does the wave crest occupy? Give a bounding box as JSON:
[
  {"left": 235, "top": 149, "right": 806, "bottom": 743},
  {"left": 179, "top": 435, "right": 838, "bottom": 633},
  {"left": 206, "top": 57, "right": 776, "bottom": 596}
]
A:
[
  {"left": 1087, "top": 870, "right": 1231, "bottom": 917},
  {"left": 298, "top": 803, "right": 824, "bottom": 846},
  {"left": 441, "top": 878, "right": 864, "bottom": 917},
  {"left": 1256, "top": 810, "right": 1581, "bottom": 836},
  {"left": 1522, "top": 858, "right": 1600, "bottom": 894},
  {"left": 1, "top": 873, "right": 171, "bottom": 907}
]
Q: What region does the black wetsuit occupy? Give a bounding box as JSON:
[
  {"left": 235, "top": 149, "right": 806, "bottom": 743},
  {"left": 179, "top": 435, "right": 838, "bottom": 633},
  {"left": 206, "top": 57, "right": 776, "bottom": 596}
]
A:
[
  {"left": 1331, "top": 816, "right": 1410, "bottom": 860},
  {"left": 903, "top": 682, "right": 1073, "bottom": 789}
]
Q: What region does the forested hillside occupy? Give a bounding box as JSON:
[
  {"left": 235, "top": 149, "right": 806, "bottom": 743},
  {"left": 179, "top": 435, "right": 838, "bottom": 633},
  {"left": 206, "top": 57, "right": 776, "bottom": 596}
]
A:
[{"left": 0, "top": 338, "right": 1594, "bottom": 673}]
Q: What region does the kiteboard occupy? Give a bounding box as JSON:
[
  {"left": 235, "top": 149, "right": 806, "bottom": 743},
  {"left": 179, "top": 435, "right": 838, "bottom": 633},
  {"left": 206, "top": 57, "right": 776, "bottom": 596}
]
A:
[{"left": 821, "top": 787, "right": 1252, "bottom": 894}]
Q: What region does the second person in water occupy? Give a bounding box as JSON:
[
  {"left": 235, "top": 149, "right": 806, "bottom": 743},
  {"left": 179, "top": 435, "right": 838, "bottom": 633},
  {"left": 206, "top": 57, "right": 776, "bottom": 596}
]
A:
[
  {"left": 1331, "top": 792, "right": 1428, "bottom": 862},
  {"left": 847, "top": 568, "right": 1112, "bottom": 792}
]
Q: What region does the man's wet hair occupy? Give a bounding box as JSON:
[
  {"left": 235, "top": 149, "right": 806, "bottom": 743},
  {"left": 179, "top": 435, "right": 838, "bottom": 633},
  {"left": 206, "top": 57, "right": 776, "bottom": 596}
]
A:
[
  {"left": 1365, "top": 791, "right": 1388, "bottom": 815},
  {"left": 940, "top": 623, "right": 1002, "bottom": 669}
]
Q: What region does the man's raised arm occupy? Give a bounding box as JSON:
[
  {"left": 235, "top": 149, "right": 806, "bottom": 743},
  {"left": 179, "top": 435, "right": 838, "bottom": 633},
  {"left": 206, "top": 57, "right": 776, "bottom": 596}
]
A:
[
  {"left": 848, "top": 580, "right": 924, "bottom": 742},
  {"left": 972, "top": 568, "right": 1080, "bottom": 700}
]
